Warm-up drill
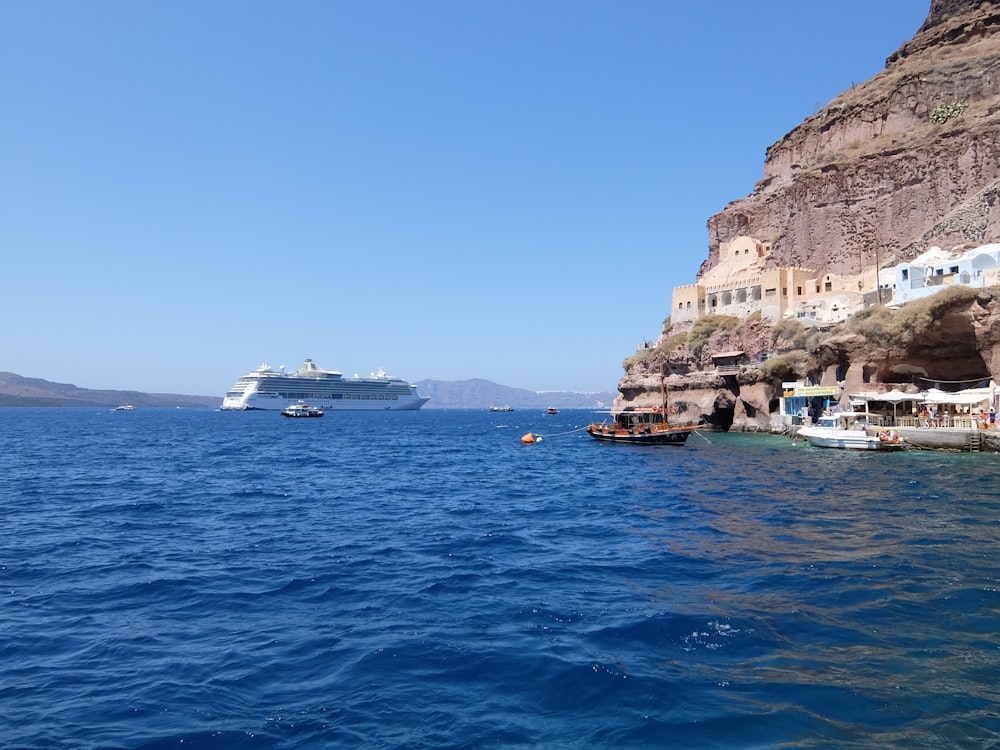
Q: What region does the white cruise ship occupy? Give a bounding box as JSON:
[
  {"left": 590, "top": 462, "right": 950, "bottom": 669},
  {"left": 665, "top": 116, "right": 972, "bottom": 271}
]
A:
[{"left": 221, "top": 359, "right": 429, "bottom": 411}]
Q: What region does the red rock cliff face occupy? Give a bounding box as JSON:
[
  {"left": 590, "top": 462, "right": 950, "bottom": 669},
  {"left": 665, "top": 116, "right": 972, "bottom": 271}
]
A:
[{"left": 703, "top": 0, "right": 1000, "bottom": 278}]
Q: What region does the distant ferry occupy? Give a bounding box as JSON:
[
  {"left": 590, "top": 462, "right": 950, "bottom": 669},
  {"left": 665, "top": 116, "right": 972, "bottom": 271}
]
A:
[{"left": 221, "top": 359, "right": 429, "bottom": 411}]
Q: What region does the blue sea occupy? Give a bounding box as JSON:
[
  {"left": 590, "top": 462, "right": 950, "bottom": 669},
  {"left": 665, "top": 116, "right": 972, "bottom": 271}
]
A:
[{"left": 3, "top": 407, "right": 999, "bottom": 749}]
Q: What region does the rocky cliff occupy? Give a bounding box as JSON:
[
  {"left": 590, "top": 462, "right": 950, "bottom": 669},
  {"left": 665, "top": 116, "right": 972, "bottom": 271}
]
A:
[
  {"left": 705, "top": 0, "right": 1000, "bottom": 277},
  {"left": 617, "top": 0, "right": 1000, "bottom": 431},
  {"left": 622, "top": 286, "right": 1000, "bottom": 432}
]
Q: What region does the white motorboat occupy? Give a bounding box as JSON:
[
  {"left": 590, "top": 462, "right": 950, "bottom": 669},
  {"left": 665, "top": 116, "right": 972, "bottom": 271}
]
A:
[
  {"left": 281, "top": 402, "right": 324, "bottom": 418},
  {"left": 799, "top": 411, "right": 904, "bottom": 451}
]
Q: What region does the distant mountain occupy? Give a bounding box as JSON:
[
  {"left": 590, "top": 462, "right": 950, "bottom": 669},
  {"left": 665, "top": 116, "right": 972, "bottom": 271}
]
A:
[
  {"left": 0, "top": 371, "right": 617, "bottom": 410},
  {"left": 0, "top": 372, "right": 219, "bottom": 408},
  {"left": 415, "top": 378, "right": 616, "bottom": 410}
]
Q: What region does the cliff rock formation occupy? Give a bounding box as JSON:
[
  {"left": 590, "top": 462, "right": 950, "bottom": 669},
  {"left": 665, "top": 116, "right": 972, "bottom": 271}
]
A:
[
  {"left": 706, "top": 0, "right": 1000, "bottom": 277},
  {"left": 617, "top": 0, "right": 1000, "bottom": 431}
]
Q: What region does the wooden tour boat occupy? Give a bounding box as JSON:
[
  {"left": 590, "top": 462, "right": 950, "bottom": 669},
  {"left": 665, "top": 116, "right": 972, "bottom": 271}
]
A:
[{"left": 587, "top": 378, "right": 697, "bottom": 446}]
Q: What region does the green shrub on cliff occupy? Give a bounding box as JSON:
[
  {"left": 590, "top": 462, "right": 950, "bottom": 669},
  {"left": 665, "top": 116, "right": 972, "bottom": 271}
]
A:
[
  {"left": 622, "top": 348, "right": 655, "bottom": 372},
  {"left": 659, "top": 331, "right": 688, "bottom": 352},
  {"left": 759, "top": 350, "right": 806, "bottom": 381},
  {"left": 847, "top": 304, "right": 896, "bottom": 346},
  {"left": 621, "top": 329, "right": 687, "bottom": 372},
  {"left": 847, "top": 286, "right": 979, "bottom": 346},
  {"left": 930, "top": 101, "right": 968, "bottom": 124},
  {"left": 771, "top": 318, "right": 809, "bottom": 350},
  {"left": 687, "top": 314, "right": 740, "bottom": 354}
]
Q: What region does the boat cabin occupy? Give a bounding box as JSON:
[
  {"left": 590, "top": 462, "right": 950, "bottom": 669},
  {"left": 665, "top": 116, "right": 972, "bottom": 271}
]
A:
[{"left": 814, "top": 411, "right": 870, "bottom": 430}]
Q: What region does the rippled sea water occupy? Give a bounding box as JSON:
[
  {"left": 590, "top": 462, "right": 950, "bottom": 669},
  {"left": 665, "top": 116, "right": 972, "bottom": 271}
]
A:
[{"left": 2, "top": 407, "right": 999, "bottom": 749}]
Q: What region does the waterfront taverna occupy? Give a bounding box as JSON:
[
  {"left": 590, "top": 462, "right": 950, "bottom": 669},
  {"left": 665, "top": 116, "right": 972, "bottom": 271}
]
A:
[{"left": 782, "top": 380, "right": 1000, "bottom": 452}]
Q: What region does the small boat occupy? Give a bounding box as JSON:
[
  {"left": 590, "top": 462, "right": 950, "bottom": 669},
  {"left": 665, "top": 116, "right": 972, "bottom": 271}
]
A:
[
  {"left": 798, "top": 411, "right": 904, "bottom": 450},
  {"left": 588, "top": 377, "right": 697, "bottom": 446},
  {"left": 587, "top": 408, "right": 695, "bottom": 445},
  {"left": 114, "top": 405, "right": 135, "bottom": 411},
  {"left": 546, "top": 407, "right": 559, "bottom": 415},
  {"left": 281, "top": 402, "right": 324, "bottom": 418},
  {"left": 489, "top": 405, "right": 514, "bottom": 412}
]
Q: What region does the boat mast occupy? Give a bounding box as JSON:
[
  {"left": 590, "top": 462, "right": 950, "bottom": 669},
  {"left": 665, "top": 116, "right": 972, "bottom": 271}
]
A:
[{"left": 661, "top": 373, "right": 669, "bottom": 426}]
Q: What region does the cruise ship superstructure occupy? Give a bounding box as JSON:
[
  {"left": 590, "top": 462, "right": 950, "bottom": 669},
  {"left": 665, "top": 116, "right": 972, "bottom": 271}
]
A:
[{"left": 221, "top": 359, "right": 429, "bottom": 411}]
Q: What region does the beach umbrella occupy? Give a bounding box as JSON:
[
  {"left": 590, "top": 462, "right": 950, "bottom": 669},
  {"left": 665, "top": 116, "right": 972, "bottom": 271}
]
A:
[{"left": 880, "top": 389, "right": 923, "bottom": 420}]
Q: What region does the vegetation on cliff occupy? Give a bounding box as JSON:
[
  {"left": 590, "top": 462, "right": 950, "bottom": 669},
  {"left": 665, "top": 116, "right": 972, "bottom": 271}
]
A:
[
  {"left": 758, "top": 350, "right": 807, "bottom": 383},
  {"left": 625, "top": 287, "right": 1000, "bottom": 388},
  {"left": 617, "top": 285, "right": 1000, "bottom": 434},
  {"left": 843, "top": 285, "right": 980, "bottom": 348}
]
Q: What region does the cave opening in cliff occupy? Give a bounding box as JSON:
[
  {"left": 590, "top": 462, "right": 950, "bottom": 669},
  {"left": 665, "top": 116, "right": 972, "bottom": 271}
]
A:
[
  {"left": 881, "top": 356, "right": 991, "bottom": 388},
  {"left": 709, "top": 400, "right": 736, "bottom": 430}
]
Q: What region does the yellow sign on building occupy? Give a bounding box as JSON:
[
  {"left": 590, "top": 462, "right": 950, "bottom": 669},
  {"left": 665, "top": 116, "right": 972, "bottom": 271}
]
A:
[{"left": 794, "top": 385, "right": 841, "bottom": 397}]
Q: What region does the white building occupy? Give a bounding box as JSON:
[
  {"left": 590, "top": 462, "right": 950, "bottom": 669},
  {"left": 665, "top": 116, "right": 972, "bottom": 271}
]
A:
[{"left": 885, "top": 243, "right": 1000, "bottom": 305}]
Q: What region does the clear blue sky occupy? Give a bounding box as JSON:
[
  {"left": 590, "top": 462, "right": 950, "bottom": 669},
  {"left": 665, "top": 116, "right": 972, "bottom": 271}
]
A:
[{"left": 1, "top": 1, "right": 927, "bottom": 396}]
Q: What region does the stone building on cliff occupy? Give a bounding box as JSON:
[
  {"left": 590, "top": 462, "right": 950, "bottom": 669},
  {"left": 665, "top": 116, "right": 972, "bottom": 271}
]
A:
[
  {"left": 671, "top": 235, "right": 1000, "bottom": 327},
  {"left": 670, "top": 235, "right": 877, "bottom": 326}
]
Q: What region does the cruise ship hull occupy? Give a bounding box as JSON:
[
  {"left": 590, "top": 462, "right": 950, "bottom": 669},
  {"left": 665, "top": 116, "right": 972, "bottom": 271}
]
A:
[
  {"left": 220, "top": 360, "right": 429, "bottom": 411},
  {"left": 222, "top": 394, "right": 428, "bottom": 411}
]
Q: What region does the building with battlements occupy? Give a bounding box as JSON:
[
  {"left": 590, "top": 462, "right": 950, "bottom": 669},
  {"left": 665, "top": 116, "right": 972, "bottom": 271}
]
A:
[{"left": 671, "top": 237, "right": 868, "bottom": 325}]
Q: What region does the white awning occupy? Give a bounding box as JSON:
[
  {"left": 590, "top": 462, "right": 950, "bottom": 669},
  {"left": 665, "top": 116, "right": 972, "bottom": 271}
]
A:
[
  {"left": 850, "top": 389, "right": 923, "bottom": 403},
  {"left": 923, "top": 387, "right": 992, "bottom": 406}
]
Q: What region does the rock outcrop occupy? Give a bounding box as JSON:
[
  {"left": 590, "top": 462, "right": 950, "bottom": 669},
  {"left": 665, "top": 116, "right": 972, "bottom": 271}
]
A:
[
  {"left": 622, "top": 288, "right": 1000, "bottom": 432},
  {"left": 616, "top": 0, "right": 1000, "bottom": 430},
  {"left": 705, "top": 0, "right": 1000, "bottom": 278}
]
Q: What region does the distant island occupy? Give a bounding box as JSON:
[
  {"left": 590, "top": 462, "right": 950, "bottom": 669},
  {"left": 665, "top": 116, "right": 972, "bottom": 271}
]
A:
[
  {"left": 0, "top": 371, "right": 617, "bottom": 410},
  {"left": 0, "top": 372, "right": 220, "bottom": 408}
]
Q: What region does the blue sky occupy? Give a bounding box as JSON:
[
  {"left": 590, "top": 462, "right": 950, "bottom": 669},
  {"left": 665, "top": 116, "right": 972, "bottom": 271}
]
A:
[{"left": 1, "top": 1, "right": 927, "bottom": 396}]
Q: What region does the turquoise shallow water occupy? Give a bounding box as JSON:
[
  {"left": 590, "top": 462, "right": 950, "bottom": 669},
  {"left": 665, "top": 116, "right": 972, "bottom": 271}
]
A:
[{"left": 2, "top": 407, "right": 999, "bottom": 748}]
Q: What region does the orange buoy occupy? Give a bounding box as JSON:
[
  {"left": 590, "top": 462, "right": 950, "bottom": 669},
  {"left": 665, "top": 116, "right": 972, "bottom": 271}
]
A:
[{"left": 521, "top": 432, "right": 536, "bottom": 444}]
